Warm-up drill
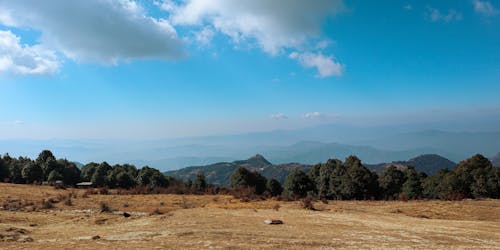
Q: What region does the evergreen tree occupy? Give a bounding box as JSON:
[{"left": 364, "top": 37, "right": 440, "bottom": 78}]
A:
[
  {"left": 194, "top": 172, "right": 207, "bottom": 192},
  {"left": 47, "top": 169, "right": 63, "bottom": 183},
  {"left": 379, "top": 166, "right": 406, "bottom": 200},
  {"left": 266, "top": 178, "right": 283, "bottom": 196},
  {"left": 22, "top": 162, "right": 43, "bottom": 184},
  {"left": 283, "top": 170, "right": 315, "bottom": 198},
  {"left": 402, "top": 166, "right": 423, "bottom": 199}
]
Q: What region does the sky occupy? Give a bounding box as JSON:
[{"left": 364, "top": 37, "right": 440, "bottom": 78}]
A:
[{"left": 0, "top": 0, "right": 499, "bottom": 140}]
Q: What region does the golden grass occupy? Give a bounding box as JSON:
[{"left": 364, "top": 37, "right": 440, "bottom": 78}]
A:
[{"left": 0, "top": 183, "right": 499, "bottom": 249}]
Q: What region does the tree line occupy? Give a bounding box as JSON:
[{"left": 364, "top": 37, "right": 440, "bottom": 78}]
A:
[
  {"left": 229, "top": 154, "right": 499, "bottom": 200},
  {"left": 0, "top": 150, "right": 498, "bottom": 200}
]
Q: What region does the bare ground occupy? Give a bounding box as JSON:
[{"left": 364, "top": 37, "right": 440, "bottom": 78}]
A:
[{"left": 0, "top": 183, "right": 499, "bottom": 249}]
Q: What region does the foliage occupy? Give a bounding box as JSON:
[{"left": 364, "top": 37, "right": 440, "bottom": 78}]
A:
[
  {"left": 378, "top": 166, "right": 406, "bottom": 200},
  {"left": 401, "top": 166, "right": 423, "bottom": 199},
  {"left": 193, "top": 172, "right": 207, "bottom": 192},
  {"left": 21, "top": 162, "right": 43, "bottom": 184},
  {"left": 266, "top": 178, "right": 283, "bottom": 196},
  {"left": 283, "top": 170, "right": 315, "bottom": 199},
  {"left": 230, "top": 167, "right": 267, "bottom": 194}
]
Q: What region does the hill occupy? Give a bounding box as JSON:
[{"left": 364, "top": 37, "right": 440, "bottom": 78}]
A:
[
  {"left": 366, "top": 154, "right": 456, "bottom": 175},
  {"left": 164, "top": 154, "right": 311, "bottom": 185}
]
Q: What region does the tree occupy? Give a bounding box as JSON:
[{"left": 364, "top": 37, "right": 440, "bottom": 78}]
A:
[
  {"left": 0, "top": 157, "right": 9, "bottom": 181},
  {"left": 60, "top": 159, "right": 81, "bottom": 185},
  {"left": 283, "top": 170, "right": 315, "bottom": 198},
  {"left": 308, "top": 159, "right": 342, "bottom": 199},
  {"left": 193, "top": 172, "right": 207, "bottom": 192},
  {"left": 81, "top": 162, "right": 99, "bottom": 182},
  {"left": 454, "top": 154, "right": 493, "bottom": 197},
  {"left": 230, "top": 167, "right": 253, "bottom": 188},
  {"left": 47, "top": 170, "right": 63, "bottom": 183},
  {"left": 230, "top": 167, "right": 267, "bottom": 194},
  {"left": 340, "top": 156, "right": 379, "bottom": 200},
  {"left": 116, "top": 171, "right": 136, "bottom": 189},
  {"left": 136, "top": 166, "right": 169, "bottom": 188},
  {"left": 8, "top": 161, "right": 24, "bottom": 184},
  {"left": 266, "top": 179, "right": 283, "bottom": 196},
  {"left": 379, "top": 166, "right": 406, "bottom": 200},
  {"left": 422, "top": 169, "right": 448, "bottom": 199},
  {"left": 91, "top": 162, "right": 112, "bottom": 187},
  {"left": 401, "top": 166, "right": 423, "bottom": 199},
  {"left": 22, "top": 162, "right": 43, "bottom": 184}
]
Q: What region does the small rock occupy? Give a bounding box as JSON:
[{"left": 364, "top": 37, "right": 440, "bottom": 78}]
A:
[
  {"left": 123, "top": 212, "right": 131, "bottom": 218},
  {"left": 91, "top": 235, "right": 100, "bottom": 240}
]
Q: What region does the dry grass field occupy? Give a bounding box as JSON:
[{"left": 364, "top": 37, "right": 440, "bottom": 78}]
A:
[{"left": 0, "top": 183, "right": 499, "bottom": 249}]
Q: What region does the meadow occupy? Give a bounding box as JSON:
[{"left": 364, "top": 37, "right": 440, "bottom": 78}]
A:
[{"left": 0, "top": 183, "right": 499, "bottom": 249}]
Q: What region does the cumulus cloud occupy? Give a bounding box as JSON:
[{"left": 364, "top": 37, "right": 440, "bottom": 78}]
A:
[
  {"left": 162, "top": 0, "right": 343, "bottom": 55},
  {"left": 302, "top": 112, "right": 325, "bottom": 119},
  {"left": 289, "top": 52, "right": 343, "bottom": 77},
  {"left": 426, "top": 7, "right": 463, "bottom": 22},
  {"left": 472, "top": 0, "right": 498, "bottom": 16},
  {"left": 270, "top": 113, "right": 288, "bottom": 119},
  {"left": 0, "top": 30, "right": 59, "bottom": 75},
  {"left": 0, "top": 0, "right": 184, "bottom": 64}
]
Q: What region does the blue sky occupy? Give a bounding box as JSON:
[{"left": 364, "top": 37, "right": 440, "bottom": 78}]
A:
[{"left": 0, "top": 0, "right": 499, "bottom": 139}]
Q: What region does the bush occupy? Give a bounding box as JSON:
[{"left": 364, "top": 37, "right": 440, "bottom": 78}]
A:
[
  {"left": 302, "top": 197, "right": 315, "bottom": 210},
  {"left": 41, "top": 199, "right": 54, "bottom": 209},
  {"left": 100, "top": 202, "right": 111, "bottom": 213},
  {"left": 63, "top": 198, "right": 72, "bottom": 206}
]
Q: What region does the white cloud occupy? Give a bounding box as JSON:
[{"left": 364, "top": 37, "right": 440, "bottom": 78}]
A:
[
  {"left": 472, "top": 0, "right": 498, "bottom": 16},
  {"left": 161, "top": 0, "right": 343, "bottom": 55},
  {"left": 302, "top": 112, "right": 324, "bottom": 119},
  {"left": 426, "top": 7, "right": 463, "bottom": 22},
  {"left": 194, "top": 26, "right": 215, "bottom": 46},
  {"left": 270, "top": 113, "right": 288, "bottom": 119},
  {"left": 0, "top": 0, "right": 184, "bottom": 64},
  {"left": 0, "top": 30, "right": 59, "bottom": 75},
  {"left": 289, "top": 52, "right": 343, "bottom": 77},
  {"left": 403, "top": 4, "right": 413, "bottom": 11}
]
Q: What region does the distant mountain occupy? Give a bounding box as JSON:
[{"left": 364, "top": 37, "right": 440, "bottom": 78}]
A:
[
  {"left": 491, "top": 152, "right": 500, "bottom": 167},
  {"left": 164, "top": 154, "right": 311, "bottom": 186},
  {"left": 366, "top": 154, "right": 456, "bottom": 175},
  {"left": 262, "top": 141, "right": 450, "bottom": 165}
]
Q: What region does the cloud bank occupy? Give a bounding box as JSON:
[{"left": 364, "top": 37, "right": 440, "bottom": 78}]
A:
[
  {"left": 159, "top": 0, "right": 344, "bottom": 77},
  {"left": 0, "top": 0, "right": 184, "bottom": 66}
]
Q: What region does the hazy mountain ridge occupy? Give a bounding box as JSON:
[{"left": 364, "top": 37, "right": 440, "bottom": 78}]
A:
[
  {"left": 2, "top": 125, "right": 499, "bottom": 171},
  {"left": 365, "top": 154, "right": 457, "bottom": 175}
]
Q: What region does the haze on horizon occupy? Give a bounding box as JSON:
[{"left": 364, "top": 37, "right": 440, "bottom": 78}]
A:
[{"left": 0, "top": 0, "right": 499, "bottom": 167}]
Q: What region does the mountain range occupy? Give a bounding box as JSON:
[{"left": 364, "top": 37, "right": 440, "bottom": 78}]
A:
[
  {"left": 2, "top": 123, "right": 499, "bottom": 171},
  {"left": 165, "top": 154, "right": 461, "bottom": 185}
]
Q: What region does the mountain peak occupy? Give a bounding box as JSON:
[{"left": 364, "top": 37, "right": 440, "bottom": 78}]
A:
[{"left": 247, "top": 154, "right": 271, "bottom": 165}]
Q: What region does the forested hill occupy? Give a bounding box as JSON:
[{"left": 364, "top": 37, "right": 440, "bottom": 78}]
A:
[
  {"left": 366, "top": 154, "right": 456, "bottom": 175},
  {"left": 165, "top": 153, "right": 459, "bottom": 185},
  {"left": 164, "top": 154, "right": 311, "bottom": 186}
]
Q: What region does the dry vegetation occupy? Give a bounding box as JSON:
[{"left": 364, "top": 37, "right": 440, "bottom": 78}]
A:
[{"left": 0, "top": 183, "right": 499, "bottom": 249}]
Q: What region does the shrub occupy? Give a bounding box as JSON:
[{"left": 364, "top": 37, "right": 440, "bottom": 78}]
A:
[
  {"left": 100, "top": 202, "right": 111, "bottom": 213},
  {"left": 41, "top": 199, "right": 54, "bottom": 209},
  {"left": 63, "top": 198, "right": 72, "bottom": 206},
  {"left": 302, "top": 197, "right": 315, "bottom": 210}
]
